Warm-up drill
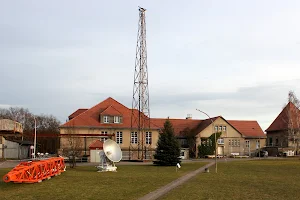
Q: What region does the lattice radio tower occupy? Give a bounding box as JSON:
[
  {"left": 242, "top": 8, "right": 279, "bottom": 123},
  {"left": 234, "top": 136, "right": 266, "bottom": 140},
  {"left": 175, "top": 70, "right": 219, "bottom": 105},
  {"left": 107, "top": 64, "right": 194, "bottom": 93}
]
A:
[{"left": 130, "top": 7, "right": 150, "bottom": 160}]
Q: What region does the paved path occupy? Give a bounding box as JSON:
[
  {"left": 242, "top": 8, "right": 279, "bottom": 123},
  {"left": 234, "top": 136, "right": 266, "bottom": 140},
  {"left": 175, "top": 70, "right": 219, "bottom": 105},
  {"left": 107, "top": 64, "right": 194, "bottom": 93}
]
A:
[
  {"left": 138, "top": 162, "right": 215, "bottom": 200},
  {"left": 137, "top": 157, "right": 284, "bottom": 200}
]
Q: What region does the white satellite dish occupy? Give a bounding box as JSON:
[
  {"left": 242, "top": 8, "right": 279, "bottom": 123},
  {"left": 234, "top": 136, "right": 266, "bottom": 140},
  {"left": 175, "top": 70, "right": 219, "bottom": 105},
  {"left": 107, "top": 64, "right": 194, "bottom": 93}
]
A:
[{"left": 97, "top": 139, "right": 122, "bottom": 172}]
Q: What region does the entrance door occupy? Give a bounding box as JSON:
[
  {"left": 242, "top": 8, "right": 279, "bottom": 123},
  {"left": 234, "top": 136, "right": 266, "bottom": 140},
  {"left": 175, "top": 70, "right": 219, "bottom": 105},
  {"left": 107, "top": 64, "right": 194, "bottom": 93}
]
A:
[{"left": 217, "top": 146, "right": 224, "bottom": 156}]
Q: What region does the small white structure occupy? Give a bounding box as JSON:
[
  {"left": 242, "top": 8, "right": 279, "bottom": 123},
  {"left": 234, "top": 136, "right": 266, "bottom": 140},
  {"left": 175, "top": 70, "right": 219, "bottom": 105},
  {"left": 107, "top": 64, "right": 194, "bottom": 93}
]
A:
[
  {"left": 284, "top": 150, "right": 295, "bottom": 157},
  {"left": 89, "top": 140, "right": 104, "bottom": 162}
]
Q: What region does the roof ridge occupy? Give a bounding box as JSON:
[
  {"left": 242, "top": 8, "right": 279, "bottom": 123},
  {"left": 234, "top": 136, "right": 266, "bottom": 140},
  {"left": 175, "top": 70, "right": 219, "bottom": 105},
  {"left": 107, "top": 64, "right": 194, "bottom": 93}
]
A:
[
  {"left": 266, "top": 101, "right": 300, "bottom": 131},
  {"left": 100, "top": 105, "right": 123, "bottom": 115},
  {"left": 107, "top": 97, "right": 131, "bottom": 111},
  {"left": 100, "top": 105, "right": 112, "bottom": 114}
]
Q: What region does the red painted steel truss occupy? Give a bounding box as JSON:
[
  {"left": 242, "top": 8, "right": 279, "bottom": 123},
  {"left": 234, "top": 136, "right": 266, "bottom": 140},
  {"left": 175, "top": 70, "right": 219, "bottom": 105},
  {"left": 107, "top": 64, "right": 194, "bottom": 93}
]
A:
[{"left": 3, "top": 157, "right": 65, "bottom": 183}]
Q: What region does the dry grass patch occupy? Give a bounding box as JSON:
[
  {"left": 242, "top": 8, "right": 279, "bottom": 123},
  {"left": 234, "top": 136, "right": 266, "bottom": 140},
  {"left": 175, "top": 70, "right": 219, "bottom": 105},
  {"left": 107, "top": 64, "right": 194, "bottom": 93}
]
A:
[
  {"left": 0, "top": 162, "right": 208, "bottom": 200},
  {"left": 161, "top": 159, "right": 300, "bottom": 200}
]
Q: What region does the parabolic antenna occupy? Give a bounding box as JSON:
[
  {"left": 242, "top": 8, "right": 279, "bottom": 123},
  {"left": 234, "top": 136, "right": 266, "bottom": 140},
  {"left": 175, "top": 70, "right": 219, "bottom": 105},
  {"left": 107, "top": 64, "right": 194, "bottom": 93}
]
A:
[
  {"left": 103, "top": 139, "right": 122, "bottom": 162},
  {"left": 97, "top": 139, "right": 122, "bottom": 172}
]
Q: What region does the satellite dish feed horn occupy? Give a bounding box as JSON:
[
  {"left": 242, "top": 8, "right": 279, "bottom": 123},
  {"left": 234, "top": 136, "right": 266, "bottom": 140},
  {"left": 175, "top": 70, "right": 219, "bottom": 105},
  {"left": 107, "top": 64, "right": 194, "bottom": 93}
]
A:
[{"left": 97, "top": 139, "right": 122, "bottom": 172}]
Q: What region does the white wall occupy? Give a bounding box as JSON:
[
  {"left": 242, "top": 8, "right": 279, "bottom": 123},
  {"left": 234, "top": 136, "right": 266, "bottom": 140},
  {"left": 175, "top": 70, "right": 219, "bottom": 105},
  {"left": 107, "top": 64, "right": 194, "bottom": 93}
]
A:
[
  {"left": 3, "top": 140, "right": 19, "bottom": 158},
  {"left": 0, "top": 139, "right": 29, "bottom": 159}
]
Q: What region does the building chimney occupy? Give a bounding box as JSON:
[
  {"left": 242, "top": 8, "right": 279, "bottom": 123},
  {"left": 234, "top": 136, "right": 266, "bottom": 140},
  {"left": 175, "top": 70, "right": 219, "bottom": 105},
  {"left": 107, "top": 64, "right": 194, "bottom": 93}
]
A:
[{"left": 186, "top": 114, "right": 192, "bottom": 119}]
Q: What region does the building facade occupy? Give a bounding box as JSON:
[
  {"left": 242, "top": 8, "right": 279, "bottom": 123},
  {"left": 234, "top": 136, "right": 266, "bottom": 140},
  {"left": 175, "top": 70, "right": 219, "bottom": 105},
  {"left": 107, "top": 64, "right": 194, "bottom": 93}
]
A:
[
  {"left": 59, "top": 97, "right": 266, "bottom": 160},
  {"left": 266, "top": 102, "right": 300, "bottom": 155}
]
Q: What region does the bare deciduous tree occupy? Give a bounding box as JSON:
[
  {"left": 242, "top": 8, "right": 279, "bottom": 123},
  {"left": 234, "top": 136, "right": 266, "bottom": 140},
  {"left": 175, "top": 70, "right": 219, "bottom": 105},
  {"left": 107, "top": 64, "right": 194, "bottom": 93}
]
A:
[
  {"left": 0, "top": 107, "right": 61, "bottom": 154},
  {"left": 0, "top": 107, "right": 60, "bottom": 133},
  {"left": 286, "top": 91, "right": 300, "bottom": 154},
  {"left": 61, "top": 124, "right": 82, "bottom": 168}
]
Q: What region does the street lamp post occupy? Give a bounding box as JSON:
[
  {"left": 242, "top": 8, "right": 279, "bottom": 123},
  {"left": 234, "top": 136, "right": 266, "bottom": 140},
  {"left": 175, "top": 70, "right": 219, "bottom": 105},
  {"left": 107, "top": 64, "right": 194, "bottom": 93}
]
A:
[
  {"left": 196, "top": 109, "right": 217, "bottom": 173},
  {"left": 33, "top": 115, "right": 37, "bottom": 160}
]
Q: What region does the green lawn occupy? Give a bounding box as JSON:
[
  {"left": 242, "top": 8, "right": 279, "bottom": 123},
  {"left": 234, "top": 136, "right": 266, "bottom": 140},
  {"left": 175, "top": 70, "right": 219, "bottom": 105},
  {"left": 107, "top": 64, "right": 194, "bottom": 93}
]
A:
[
  {"left": 0, "top": 162, "right": 207, "bottom": 200},
  {"left": 161, "top": 159, "right": 300, "bottom": 200}
]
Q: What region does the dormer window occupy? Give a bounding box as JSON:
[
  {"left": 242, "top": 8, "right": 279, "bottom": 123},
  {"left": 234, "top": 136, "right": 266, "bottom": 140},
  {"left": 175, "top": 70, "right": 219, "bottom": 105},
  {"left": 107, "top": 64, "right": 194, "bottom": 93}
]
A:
[
  {"left": 103, "top": 116, "right": 109, "bottom": 123},
  {"left": 114, "top": 116, "right": 120, "bottom": 123}
]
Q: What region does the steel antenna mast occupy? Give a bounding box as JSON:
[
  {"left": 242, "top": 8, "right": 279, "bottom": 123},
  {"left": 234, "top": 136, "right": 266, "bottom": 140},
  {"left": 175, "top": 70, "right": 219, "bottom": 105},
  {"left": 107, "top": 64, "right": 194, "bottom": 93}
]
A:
[{"left": 130, "top": 7, "right": 150, "bottom": 160}]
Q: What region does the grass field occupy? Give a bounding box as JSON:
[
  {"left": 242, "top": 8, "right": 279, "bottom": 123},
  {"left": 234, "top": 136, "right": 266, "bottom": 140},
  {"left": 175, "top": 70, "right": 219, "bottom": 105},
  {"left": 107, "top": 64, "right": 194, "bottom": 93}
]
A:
[
  {"left": 0, "top": 162, "right": 207, "bottom": 200},
  {"left": 161, "top": 159, "right": 300, "bottom": 200}
]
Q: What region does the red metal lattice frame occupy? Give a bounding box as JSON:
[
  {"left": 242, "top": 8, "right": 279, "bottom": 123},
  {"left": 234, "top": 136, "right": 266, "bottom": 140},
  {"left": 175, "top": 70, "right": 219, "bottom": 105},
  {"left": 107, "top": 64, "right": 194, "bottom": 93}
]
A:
[{"left": 3, "top": 157, "right": 65, "bottom": 183}]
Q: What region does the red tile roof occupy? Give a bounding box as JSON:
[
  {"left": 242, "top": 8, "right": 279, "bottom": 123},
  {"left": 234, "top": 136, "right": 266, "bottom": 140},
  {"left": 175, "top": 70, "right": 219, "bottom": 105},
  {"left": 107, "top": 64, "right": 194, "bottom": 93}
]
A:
[
  {"left": 68, "top": 109, "right": 88, "bottom": 120},
  {"left": 150, "top": 118, "right": 202, "bottom": 136},
  {"left": 61, "top": 97, "right": 264, "bottom": 139},
  {"left": 101, "top": 105, "right": 122, "bottom": 116},
  {"left": 62, "top": 97, "right": 132, "bottom": 128},
  {"left": 228, "top": 120, "right": 266, "bottom": 138},
  {"left": 266, "top": 102, "right": 300, "bottom": 132},
  {"left": 61, "top": 97, "right": 152, "bottom": 129},
  {"left": 89, "top": 140, "right": 103, "bottom": 149}
]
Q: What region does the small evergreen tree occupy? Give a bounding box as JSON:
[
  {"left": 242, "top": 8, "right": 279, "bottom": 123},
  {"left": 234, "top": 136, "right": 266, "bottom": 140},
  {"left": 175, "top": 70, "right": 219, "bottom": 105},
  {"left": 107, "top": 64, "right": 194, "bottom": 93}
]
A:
[{"left": 153, "top": 119, "right": 181, "bottom": 166}]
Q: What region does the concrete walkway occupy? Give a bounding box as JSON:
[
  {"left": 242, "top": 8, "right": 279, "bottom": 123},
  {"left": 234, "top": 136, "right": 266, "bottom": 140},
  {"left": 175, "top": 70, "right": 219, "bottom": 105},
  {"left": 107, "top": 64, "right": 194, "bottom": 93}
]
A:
[{"left": 138, "top": 162, "right": 215, "bottom": 200}]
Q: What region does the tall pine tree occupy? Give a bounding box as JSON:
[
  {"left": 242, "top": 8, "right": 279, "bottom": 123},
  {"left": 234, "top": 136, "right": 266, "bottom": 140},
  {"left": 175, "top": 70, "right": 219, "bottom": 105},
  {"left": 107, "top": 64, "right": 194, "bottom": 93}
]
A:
[{"left": 153, "top": 119, "right": 181, "bottom": 166}]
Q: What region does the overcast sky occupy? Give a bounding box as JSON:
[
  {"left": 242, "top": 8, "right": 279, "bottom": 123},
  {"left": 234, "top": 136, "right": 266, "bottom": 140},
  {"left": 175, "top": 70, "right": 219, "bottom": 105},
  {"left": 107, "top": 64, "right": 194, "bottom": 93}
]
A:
[{"left": 1, "top": 0, "right": 300, "bottom": 131}]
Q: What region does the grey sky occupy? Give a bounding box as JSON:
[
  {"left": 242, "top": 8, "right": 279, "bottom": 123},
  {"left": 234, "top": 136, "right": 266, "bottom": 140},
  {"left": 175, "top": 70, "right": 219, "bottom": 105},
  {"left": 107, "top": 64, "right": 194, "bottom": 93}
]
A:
[{"left": 1, "top": 0, "right": 300, "bottom": 131}]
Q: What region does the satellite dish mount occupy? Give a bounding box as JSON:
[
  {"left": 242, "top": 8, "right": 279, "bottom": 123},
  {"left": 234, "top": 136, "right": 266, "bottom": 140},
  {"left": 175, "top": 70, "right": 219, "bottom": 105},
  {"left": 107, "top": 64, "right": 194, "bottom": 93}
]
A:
[{"left": 97, "top": 139, "right": 122, "bottom": 172}]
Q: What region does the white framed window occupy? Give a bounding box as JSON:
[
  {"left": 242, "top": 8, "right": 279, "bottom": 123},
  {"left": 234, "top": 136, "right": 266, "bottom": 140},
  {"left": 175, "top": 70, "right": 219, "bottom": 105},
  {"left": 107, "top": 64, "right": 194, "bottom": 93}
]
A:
[
  {"left": 229, "top": 139, "right": 231, "bottom": 146},
  {"left": 237, "top": 140, "right": 240, "bottom": 147},
  {"left": 131, "top": 132, "right": 138, "bottom": 144},
  {"left": 114, "top": 116, "right": 120, "bottom": 123},
  {"left": 222, "top": 126, "right": 226, "bottom": 131},
  {"left": 246, "top": 140, "right": 250, "bottom": 148},
  {"left": 214, "top": 126, "right": 218, "bottom": 132},
  {"left": 146, "top": 132, "right": 152, "bottom": 144},
  {"left": 256, "top": 140, "right": 260, "bottom": 149},
  {"left": 217, "top": 138, "right": 224, "bottom": 144},
  {"left": 116, "top": 131, "right": 123, "bottom": 144},
  {"left": 100, "top": 137, "right": 108, "bottom": 142},
  {"left": 101, "top": 131, "right": 108, "bottom": 134},
  {"left": 218, "top": 126, "right": 222, "bottom": 131},
  {"left": 234, "top": 139, "right": 237, "bottom": 146},
  {"left": 103, "top": 116, "right": 109, "bottom": 123}
]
